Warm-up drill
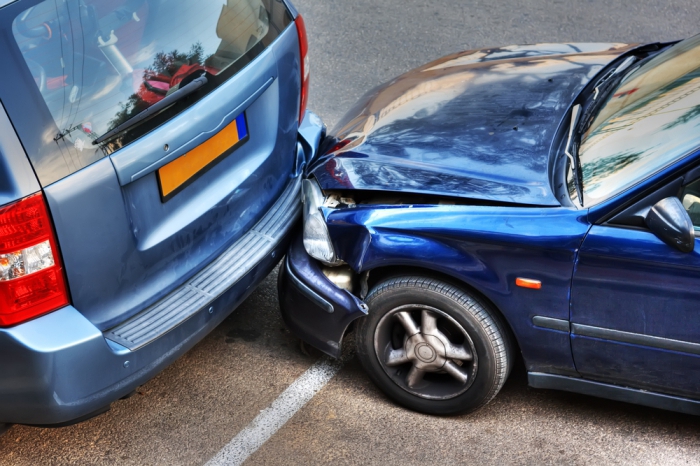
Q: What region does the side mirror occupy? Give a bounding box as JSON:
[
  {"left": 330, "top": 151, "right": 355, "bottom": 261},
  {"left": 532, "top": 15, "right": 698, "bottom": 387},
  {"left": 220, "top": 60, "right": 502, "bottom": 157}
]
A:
[{"left": 645, "top": 197, "right": 695, "bottom": 252}]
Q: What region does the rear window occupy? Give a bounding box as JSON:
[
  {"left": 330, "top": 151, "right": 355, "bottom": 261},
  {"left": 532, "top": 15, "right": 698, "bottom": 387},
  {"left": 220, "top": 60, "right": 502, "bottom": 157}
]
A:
[{"left": 9, "top": 0, "right": 292, "bottom": 185}]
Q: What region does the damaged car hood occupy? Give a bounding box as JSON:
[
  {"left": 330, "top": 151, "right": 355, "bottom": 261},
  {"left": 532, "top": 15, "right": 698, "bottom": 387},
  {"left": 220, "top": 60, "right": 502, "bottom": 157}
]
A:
[{"left": 312, "top": 43, "right": 637, "bottom": 206}]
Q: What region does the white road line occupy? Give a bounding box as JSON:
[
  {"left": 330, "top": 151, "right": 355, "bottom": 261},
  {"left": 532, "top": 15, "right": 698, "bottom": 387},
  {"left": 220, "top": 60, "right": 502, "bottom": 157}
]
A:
[{"left": 205, "top": 357, "right": 343, "bottom": 466}]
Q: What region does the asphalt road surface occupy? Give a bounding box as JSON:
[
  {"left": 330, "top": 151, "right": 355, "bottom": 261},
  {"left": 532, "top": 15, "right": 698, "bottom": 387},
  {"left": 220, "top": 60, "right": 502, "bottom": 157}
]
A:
[{"left": 4, "top": 1, "right": 700, "bottom": 464}]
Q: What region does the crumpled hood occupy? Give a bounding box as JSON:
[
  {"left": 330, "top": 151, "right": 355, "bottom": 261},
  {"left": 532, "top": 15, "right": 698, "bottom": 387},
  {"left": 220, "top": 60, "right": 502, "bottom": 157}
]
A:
[{"left": 312, "top": 42, "right": 637, "bottom": 206}]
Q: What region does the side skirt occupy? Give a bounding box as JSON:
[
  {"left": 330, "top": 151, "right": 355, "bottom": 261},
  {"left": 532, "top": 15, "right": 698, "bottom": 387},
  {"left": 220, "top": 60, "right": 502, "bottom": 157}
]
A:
[{"left": 528, "top": 372, "right": 700, "bottom": 416}]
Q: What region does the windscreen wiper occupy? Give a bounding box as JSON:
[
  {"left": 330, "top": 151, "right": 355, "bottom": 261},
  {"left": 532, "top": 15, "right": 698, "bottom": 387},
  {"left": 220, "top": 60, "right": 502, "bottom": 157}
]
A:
[
  {"left": 93, "top": 73, "right": 208, "bottom": 145},
  {"left": 593, "top": 55, "right": 636, "bottom": 99},
  {"left": 565, "top": 104, "right": 584, "bottom": 206},
  {"left": 577, "top": 55, "right": 636, "bottom": 135}
]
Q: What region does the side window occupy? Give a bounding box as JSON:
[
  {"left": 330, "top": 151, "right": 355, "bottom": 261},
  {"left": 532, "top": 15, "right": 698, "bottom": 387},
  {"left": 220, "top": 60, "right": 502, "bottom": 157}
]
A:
[{"left": 681, "top": 178, "right": 700, "bottom": 229}]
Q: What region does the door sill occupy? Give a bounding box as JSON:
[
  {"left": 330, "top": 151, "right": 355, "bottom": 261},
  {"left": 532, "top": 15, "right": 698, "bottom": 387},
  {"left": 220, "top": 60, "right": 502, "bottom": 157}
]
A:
[{"left": 528, "top": 372, "right": 700, "bottom": 416}]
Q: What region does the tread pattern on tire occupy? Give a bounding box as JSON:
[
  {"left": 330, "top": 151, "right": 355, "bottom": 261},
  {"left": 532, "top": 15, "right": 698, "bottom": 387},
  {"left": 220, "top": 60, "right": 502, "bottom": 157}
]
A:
[{"left": 360, "top": 276, "right": 513, "bottom": 412}]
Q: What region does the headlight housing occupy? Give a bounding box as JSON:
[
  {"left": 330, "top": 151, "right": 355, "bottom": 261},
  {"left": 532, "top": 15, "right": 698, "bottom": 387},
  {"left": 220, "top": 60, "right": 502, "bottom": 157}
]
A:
[{"left": 302, "top": 179, "right": 342, "bottom": 265}]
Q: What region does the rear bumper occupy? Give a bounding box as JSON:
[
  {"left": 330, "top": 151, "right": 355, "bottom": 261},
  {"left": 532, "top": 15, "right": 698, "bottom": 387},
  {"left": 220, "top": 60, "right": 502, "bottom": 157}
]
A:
[
  {"left": 0, "top": 178, "right": 301, "bottom": 426},
  {"left": 278, "top": 234, "right": 367, "bottom": 358}
]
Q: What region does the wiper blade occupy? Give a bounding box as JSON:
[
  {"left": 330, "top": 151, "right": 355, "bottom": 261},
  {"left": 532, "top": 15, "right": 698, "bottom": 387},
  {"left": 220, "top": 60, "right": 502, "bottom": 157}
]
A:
[
  {"left": 593, "top": 55, "right": 636, "bottom": 99},
  {"left": 565, "top": 104, "right": 584, "bottom": 207},
  {"left": 578, "top": 74, "right": 624, "bottom": 135},
  {"left": 93, "top": 73, "right": 208, "bottom": 145},
  {"left": 578, "top": 55, "right": 637, "bottom": 134}
]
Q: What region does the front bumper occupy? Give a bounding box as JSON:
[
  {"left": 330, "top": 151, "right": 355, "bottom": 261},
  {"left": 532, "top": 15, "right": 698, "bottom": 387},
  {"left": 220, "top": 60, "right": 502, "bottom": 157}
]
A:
[{"left": 278, "top": 234, "right": 367, "bottom": 358}]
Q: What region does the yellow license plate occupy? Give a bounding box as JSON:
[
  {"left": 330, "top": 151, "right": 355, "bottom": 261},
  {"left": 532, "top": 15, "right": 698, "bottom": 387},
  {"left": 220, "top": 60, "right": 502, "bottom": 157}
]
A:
[{"left": 157, "top": 113, "right": 248, "bottom": 201}]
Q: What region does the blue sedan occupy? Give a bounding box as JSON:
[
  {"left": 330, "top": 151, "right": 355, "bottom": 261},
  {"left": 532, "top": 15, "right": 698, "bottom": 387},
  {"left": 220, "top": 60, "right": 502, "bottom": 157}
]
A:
[{"left": 279, "top": 36, "right": 700, "bottom": 415}]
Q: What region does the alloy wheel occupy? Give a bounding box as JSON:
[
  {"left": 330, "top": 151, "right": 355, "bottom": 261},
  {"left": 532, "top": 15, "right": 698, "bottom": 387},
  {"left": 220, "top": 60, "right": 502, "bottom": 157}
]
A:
[{"left": 373, "top": 304, "right": 478, "bottom": 400}]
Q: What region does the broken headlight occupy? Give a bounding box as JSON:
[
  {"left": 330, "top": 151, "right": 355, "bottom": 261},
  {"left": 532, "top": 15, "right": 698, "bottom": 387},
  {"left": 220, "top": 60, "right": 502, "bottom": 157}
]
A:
[{"left": 302, "top": 179, "right": 342, "bottom": 266}]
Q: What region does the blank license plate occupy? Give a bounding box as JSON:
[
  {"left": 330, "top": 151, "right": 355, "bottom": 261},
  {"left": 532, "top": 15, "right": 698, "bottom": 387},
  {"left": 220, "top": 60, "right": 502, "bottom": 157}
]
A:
[{"left": 157, "top": 112, "right": 248, "bottom": 201}]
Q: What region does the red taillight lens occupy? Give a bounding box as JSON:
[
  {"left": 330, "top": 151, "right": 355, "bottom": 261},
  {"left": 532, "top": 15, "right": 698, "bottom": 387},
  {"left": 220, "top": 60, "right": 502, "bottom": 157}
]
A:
[
  {"left": 295, "top": 14, "right": 309, "bottom": 125},
  {"left": 0, "top": 193, "right": 69, "bottom": 327}
]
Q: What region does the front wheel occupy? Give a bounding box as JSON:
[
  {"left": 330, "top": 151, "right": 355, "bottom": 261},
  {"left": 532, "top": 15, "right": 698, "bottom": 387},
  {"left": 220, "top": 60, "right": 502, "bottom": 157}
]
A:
[{"left": 355, "top": 276, "right": 512, "bottom": 415}]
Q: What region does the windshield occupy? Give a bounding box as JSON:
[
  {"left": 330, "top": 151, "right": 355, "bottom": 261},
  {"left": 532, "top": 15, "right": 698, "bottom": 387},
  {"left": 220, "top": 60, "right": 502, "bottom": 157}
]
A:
[{"left": 574, "top": 35, "right": 700, "bottom": 205}]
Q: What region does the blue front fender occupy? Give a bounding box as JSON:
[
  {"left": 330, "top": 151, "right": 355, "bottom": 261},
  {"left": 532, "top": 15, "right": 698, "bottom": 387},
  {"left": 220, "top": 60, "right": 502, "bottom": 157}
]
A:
[{"left": 326, "top": 203, "right": 589, "bottom": 376}]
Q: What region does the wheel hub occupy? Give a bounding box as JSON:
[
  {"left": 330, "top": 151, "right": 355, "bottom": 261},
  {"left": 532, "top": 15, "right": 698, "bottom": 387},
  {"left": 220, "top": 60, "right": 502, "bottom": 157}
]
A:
[
  {"left": 415, "top": 342, "right": 436, "bottom": 363},
  {"left": 405, "top": 334, "right": 447, "bottom": 370}
]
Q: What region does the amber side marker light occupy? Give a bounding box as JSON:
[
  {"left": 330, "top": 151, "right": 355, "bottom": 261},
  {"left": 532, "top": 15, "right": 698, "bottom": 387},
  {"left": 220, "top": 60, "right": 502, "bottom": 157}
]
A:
[{"left": 515, "top": 278, "right": 542, "bottom": 290}]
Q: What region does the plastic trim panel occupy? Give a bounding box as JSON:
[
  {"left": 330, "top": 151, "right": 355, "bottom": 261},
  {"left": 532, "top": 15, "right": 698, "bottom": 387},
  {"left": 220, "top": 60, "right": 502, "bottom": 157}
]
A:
[
  {"left": 532, "top": 316, "right": 570, "bottom": 332},
  {"left": 572, "top": 323, "right": 700, "bottom": 356},
  {"left": 529, "top": 372, "right": 700, "bottom": 415}
]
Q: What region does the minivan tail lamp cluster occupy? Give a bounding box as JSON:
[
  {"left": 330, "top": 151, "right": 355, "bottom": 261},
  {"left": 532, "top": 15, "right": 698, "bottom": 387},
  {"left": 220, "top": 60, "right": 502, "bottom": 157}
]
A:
[{"left": 0, "top": 193, "right": 69, "bottom": 327}]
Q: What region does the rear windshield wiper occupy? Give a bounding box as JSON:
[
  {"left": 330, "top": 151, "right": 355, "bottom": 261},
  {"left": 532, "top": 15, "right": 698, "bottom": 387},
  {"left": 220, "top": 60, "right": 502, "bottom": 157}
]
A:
[
  {"left": 93, "top": 73, "right": 208, "bottom": 145},
  {"left": 565, "top": 104, "right": 584, "bottom": 206}
]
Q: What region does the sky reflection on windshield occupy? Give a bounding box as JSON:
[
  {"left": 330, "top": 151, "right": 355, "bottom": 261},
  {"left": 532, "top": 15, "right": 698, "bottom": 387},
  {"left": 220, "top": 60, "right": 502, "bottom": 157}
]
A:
[{"left": 579, "top": 35, "right": 700, "bottom": 204}]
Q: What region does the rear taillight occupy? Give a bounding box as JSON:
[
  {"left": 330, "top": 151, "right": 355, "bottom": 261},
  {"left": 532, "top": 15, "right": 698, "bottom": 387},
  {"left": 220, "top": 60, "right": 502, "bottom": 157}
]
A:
[
  {"left": 0, "top": 193, "right": 69, "bottom": 327},
  {"left": 295, "top": 14, "right": 309, "bottom": 124}
]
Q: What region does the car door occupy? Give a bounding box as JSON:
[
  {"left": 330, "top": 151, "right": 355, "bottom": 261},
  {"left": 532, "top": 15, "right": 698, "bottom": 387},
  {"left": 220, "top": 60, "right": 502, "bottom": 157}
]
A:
[
  {"left": 0, "top": 0, "right": 299, "bottom": 330},
  {"left": 570, "top": 174, "right": 700, "bottom": 398}
]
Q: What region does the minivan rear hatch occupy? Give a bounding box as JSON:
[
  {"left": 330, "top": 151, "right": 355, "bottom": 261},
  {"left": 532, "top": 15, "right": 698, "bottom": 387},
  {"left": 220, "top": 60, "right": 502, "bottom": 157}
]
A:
[{"left": 0, "top": 0, "right": 302, "bottom": 330}]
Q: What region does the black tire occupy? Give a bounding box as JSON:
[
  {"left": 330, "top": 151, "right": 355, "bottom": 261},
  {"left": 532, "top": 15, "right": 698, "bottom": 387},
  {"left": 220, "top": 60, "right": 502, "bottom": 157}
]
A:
[
  {"left": 0, "top": 423, "right": 9, "bottom": 436},
  {"left": 355, "top": 276, "right": 512, "bottom": 415}
]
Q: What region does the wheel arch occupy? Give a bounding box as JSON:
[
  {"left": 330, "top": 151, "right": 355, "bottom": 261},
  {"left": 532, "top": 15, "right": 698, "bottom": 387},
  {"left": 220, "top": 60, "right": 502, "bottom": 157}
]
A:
[{"left": 356, "top": 264, "right": 523, "bottom": 366}]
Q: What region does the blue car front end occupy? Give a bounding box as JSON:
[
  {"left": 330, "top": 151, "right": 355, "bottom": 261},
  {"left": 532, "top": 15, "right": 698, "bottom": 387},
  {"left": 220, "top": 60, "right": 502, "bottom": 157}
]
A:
[
  {"left": 280, "top": 38, "right": 700, "bottom": 415},
  {"left": 281, "top": 190, "right": 588, "bottom": 372},
  {"left": 281, "top": 41, "right": 636, "bottom": 363},
  {"left": 0, "top": 0, "right": 323, "bottom": 426}
]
